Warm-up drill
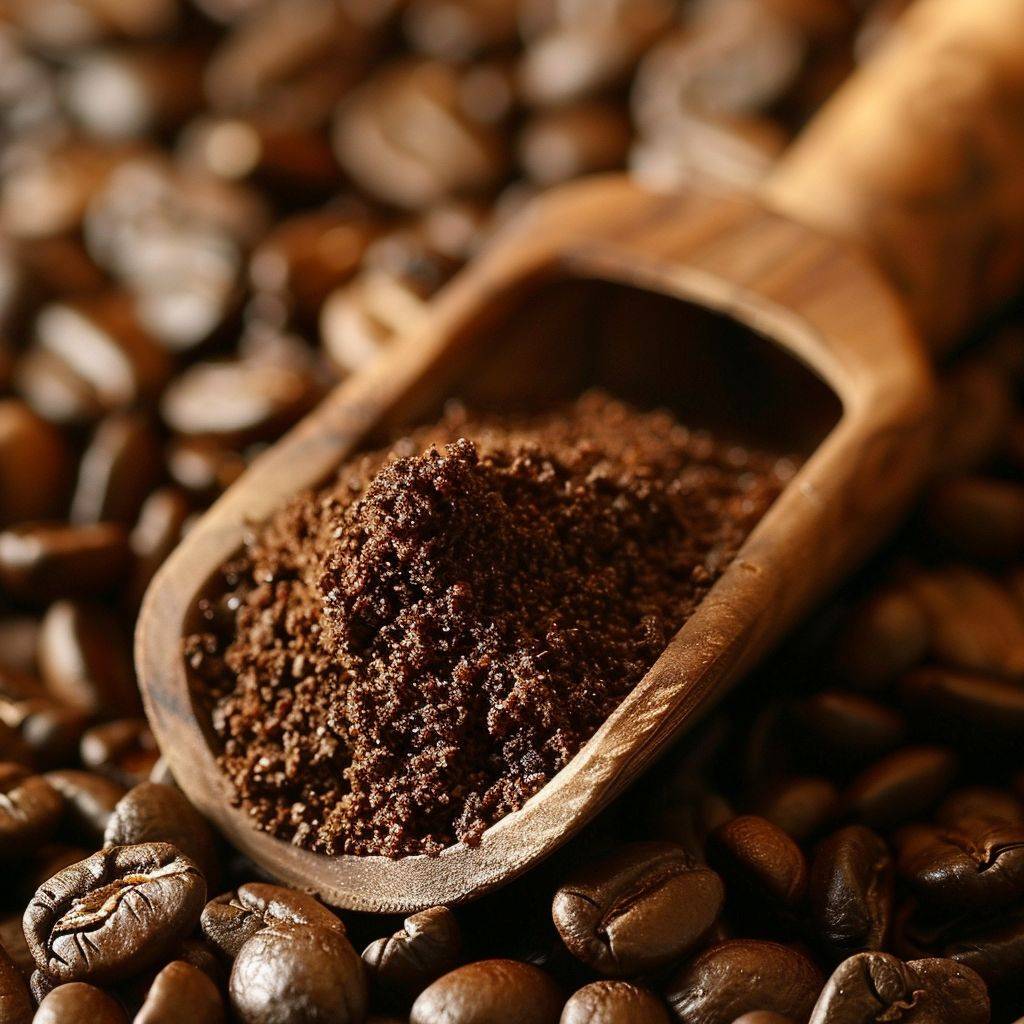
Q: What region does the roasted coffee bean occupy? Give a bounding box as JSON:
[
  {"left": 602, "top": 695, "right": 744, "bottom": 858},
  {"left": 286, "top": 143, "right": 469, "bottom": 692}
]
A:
[
  {"left": 80, "top": 719, "right": 159, "bottom": 785},
  {"left": 161, "top": 359, "right": 316, "bottom": 445},
  {"left": 0, "top": 524, "right": 132, "bottom": 603},
  {"left": 729, "top": 1015, "right": 794, "bottom": 1024},
  {"left": 807, "top": 952, "right": 989, "bottom": 1024},
  {"left": 39, "top": 601, "right": 137, "bottom": 718},
  {"left": 410, "top": 959, "right": 563, "bottom": 1024},
  {"left": 0, "top": 720, "right": 31, "bottom": 766},
  {"left": 797, "top": 692, "right": 906, "bottom": 766},
  {"left": 70, "top": 412, "right": 164, "bottom": 526},
  {"left": 15, "top": 698, "right": 90, "bottom": 769},
  {"left": 229, "top": 922, "right": 367, "bottom": 1024},
  {"left": 0, "top": 617, "right": 41, "bottom": 678},
  {"left": 0, "top": 942, "right": 33, "bottom": 1024},
  {"left": 333, "top": 60, "right": 507, "bottom": 210},
  {"left": 128, "top": 487, "right": 191, "bottom": 606},
  {"left": 833, "top": 586, "right": 930, "bottom": 689},
  {"left": 0, "top": 400, "right": 70, "bottom": 527},
  {"left": 33, "top": 981, "right": 129, "bottom": 1024},
  {"left": 642, "top": 774, "right": 735, "bottom": 860},
  {"left": 665, "top": 940, "right": 824, "bottom": 1024},
  {"left": 45, "top": 770, "right": 127, "bottom": 843},
  {"left": 134, "top": 959, "right": 226, "bottom": 1024},
  {"left": 809, "top": 825, "right": 893, "bottom": 958},
  {"left": 0, "top": 911, "right": 35, "bottom": 976},
  {"left": 560, "top": 980, "right": 669, "bottom": 1024},
  {"left": 403, "top": 0, "right": 519, "bottom": 61},
  {"left": 552, "top": 842, "right": 724, "bottom": 976},
  {"left": 900, "top": 667, "right": 1024, "bottom": 739},
  {"left": 927, "top": 476, "right": 1024, "bottom": 561},
  {"left": 201, "top": 881, "right": 343, "bottom": 959},
  {"left": 936, "top": 786, "right": 1024, "bottom": 828},
  {"left": 166, "top": 438, "right": 247, "bottom": 498},
  {"left": 898, "top": 820, "right": 1024, "bottom": 914},
  {"left": 24, "top": 842, "right": 206, "bottom": 985},
  {"left": 104, "top": 782, "right": 221, "bottom": 889},
  {"left": 363, "top": 905, "right": 462, "bottom": 1006},
  {"left": 709, "top": 816, "right": 808, "bottom": 914},
  {"left": 518, "top": 102, "right": 632, "bottom": 186},
  {"left": 756, "top": 777, "right": 840, "bottom": 843},
  {"left": 844, "top": 747, "right": 958, "bottom": 830},
  {"left": 0, "top": 763, "right": 63, "bottom": 861}
]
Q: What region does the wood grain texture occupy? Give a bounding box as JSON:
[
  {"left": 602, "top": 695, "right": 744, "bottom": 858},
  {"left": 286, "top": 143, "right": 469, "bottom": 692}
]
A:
[
  {"left": 765, "top": 0, "right": 1024, "bottom": 354},
  {"left": 138, "top": 180, "right": 933, "bottom": 911}
]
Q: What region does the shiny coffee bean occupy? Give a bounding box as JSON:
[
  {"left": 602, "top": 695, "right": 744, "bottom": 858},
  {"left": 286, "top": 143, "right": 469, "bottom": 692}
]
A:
[
  {"left": 24, "top": 842, "right": 206, "bottom": 985},
  {"left": 70, "top": 412, "right": 164, "bottom": 526},
  {"left": 665, "top": 940, "right": 824, "bottom": 1024},
  {"left": 844, "top": 747, "right": 958, "bottom": 830},
  {"left": 0, "top": 763, "right": 63, "bottom": 861},
  {"left": 410, "top": 959, "right": 563, "bottom": 1024},
  {"left": 0, "top": 524, "right": 131, "bottom": 603},
  {"left": 128, "top": 486, "right": 191, "bottom": 605},
  {"left": 897, "top": 819, "right": 1024, "bottom": 914},
  {"left": 729, "top": 1015, "right": 794, "bottom": 1024},
  {"left": 104, "top": 782, "right": 221, "bottom": 889},
  {"left": 0, "top": 400, "right": 70, "bottom": 527},
  {"left": 80, "top": 718, "right": 159, "bottom": 785},
  {"left": 39, "top": 601, "right": 137, "bottom": 717},
  {"left": 756, "top": 777, "right": 840, "bottom": 843},
  {"left": 45, "top": 769, "right": 126, "bottom": 843},
  {"left": 518, "top": 102, "right": 632, "bottom": 186},
  {"left": 797, "top": 692, "right": 906, "bottom": 766},
  {"left": 33, "top": 981, "right": 129, "bottom": 1024},
  {"left": 202, "top": 881, "right": 344, "bottom": 959},
  {"left": 552, "top": 842, "right": 724, "bottom": 976},
  {"left": 807, "top": 952, "right": 989, "bottom": 1024},
  {"left": 134, "top": 959, "right": 226, "bottom": 1024},
  {"left": 229, "top": 922, "right": 367, "bottom": 1024},
  {"left": 0, "top": 911, "right": 35, "bottom": 976},
  {"left": 0, "top": 942, "right": 33, "bottom": 1024},
  {"left": 833, "top": 587, "right": 930, "bottom": 689},
  {"left": 403, "top": 0, "right": 519, "bottom": 61},
  {"left": 900, "top": 667, "right": 1024, "bottom": 740},
  {"left": 166, "top": 438, "right": 247, "bottom": 498},
  {"left": 709, "top": 816, "right": 807, "bottom": 923},
  {"left": 809, "top": 825, "right": 893, "bottom": 959},
  {"left": 560, "top": 980, "right": 669, "bottom": 1024},
  {"left": 936, "top": 786, "right": 1024, "bottom": 828},
  {"left": 15, "top": 698, "right": 90, "bottom": 770},
  {"left": 363, "top": 905, "right": 462, "bottom": 1005}
]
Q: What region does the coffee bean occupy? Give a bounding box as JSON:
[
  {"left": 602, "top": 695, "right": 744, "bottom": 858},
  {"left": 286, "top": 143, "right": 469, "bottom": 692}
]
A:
[
  {"left": 729, "top": 1015, "right": 794, "bottom": 1024},
  {"left": 552, "top": 842, "right": 724, "bottom": 976},
  {"left": 201, "top": 881, "right": 344, "bottom": 959},
  {"left": 518, "top": 102, "right": 632, "bottom": 186},
  {"left": 0, "top": 720, "right": 32, "bottom": 766},
  {"left": 80, "top": 719, "right": 159, "bottom": 785},
  {"left": 403, "top": 0, "right": 519, "bottom": 61},
  {"left": 33, "top": 981, "right": 129, "bottom": 1024},
  {"left": 0, "top": 524, "right": 131, "bottom": 602},
  {"left": 756, "top": 777, "right": 840, "bottom": 843},
  {"left": 833, "top": 587, "right": 930, "bottom": 689},
  {"left": 898, "top": 820, "right": 1024, "bottom": 914},
  {"left": 900, "top": 667, "right": 1024, "bottom": 740},
  {"left": 560, "top": 980, "right": 669, "bottom": 1024},
  {"left": 807, "top": 952, "right": 989, "bottom": 1024},
  {"left": 927, "top": 476, "right": 1024, "bottom": 561},
  {"left": 410, "top": 959, "right": 562, "bottom": 1024},
  {"left": 0, "top": 400, "right": 70, "bottom": 527},
  {"left": 357, "top": 905, "right": 459, "bottom": 1007},
  {"left": 0, "top": 942, "right": 33, "bottom": 1024},
  {"left": 809, "top": 825, "right": 893, "bottom": 959},
  {"left": 166, "top": 438, "right": 247, "bottom": 498},
  {"left": 709, "top": 816, "right": 807, "bottom": 915},
  {"left": 104, "top": 782, "right": 221, "bottom": 889},
  {"left": 128, "top": 487, "right": 191, "bottom": 604},
  {"left": 796, "top": 692, "right": 906, "bottom": 766},
  {"left": 936, "top": 786, "right": 1024, "bottom": 828},
  {"left": 665, "top": 940, "right": 823, "bottom": 1024},
  {"left": 0, "top": 617, "right": 41, "bottom": 678},
  {"left": 45, "top": 769, "right": 127, "bottom": 843},
  {"left": 229, "top": 922, "right": 367, "bottom": 1024},
  {"left": 844, "top": 747, "right": 958, "bottom": 830},
  {"left": 39, "top": 601, "right": 137, "bottom": 717},
  {"left": 24, "top": 842, "right": 206, "bottom": 985},
  {"left": 161, "top": 359, "right": 316, "bottom": 445},
  {"left": 0, "top": 911, "right": 34, "bottom": 976},
  {"left": 0, "top": 763, "right": 63, "bottom": 861},
  {"left": 70, "top": 412, "right": 164, "bottom": 526},
  {"left": 134, "top": 959, "right": 226, "bottom": 1024},
  {"left": 15, "top": 698, "right": 90, "bottom": 769}
]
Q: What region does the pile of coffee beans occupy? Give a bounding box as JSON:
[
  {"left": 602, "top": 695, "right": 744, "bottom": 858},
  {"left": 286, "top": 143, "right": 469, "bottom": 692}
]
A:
[{"left": 4, "top": 0, "right": 1024, "bottom": 1020}]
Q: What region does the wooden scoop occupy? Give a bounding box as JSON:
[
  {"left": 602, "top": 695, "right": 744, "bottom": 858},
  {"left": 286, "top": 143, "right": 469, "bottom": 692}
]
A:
[{"left": 138, "top": 0, "right": 1024, "bottom": 912}]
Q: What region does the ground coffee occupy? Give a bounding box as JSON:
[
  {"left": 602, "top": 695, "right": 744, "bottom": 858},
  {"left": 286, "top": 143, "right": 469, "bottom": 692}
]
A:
[{"left": 187, "top": 392, "right": 792, "bottom": 857}]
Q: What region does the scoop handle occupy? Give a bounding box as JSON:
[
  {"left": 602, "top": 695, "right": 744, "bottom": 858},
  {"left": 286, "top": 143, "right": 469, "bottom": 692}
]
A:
[{"left": 764, "top": 0, "right": 1024, "bottom": 356}]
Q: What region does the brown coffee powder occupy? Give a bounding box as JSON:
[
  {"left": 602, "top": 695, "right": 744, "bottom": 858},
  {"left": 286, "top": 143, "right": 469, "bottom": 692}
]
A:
[{"left": 186, "top": 392, "right": 794, "bottom": 857}]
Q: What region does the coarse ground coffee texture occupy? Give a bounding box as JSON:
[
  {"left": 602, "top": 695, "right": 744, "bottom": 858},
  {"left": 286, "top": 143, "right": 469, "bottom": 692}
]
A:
[{"left": 186, "top": 392, "right": 795, "bottom": 857}]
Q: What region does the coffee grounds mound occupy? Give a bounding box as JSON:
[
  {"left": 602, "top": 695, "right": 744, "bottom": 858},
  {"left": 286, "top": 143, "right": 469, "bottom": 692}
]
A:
[{"left": 186, "top": 392, "right": 794, "bottom": 857}]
